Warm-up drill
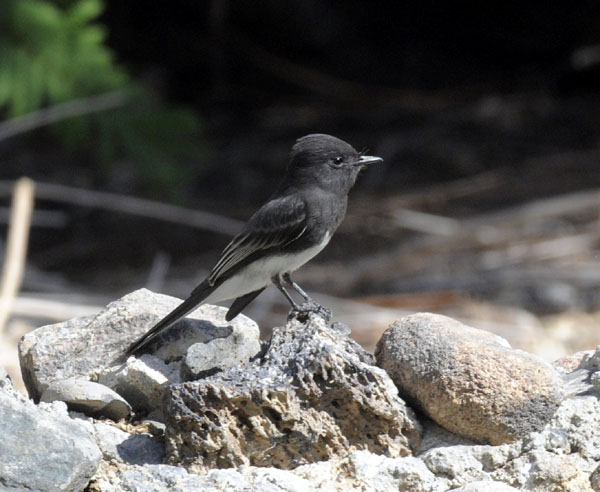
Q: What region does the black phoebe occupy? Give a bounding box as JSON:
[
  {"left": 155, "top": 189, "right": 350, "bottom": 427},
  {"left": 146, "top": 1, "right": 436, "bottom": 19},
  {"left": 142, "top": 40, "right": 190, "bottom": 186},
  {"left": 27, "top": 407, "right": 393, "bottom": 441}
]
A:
[{"left": 125, "top": 134, "right": 382, "bottom": 356}]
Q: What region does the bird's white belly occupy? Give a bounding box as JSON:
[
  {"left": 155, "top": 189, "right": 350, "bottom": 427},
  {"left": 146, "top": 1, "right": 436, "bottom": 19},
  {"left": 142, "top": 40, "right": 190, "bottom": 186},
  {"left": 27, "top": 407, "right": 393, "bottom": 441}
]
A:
[{"left": 204, "top": 232, "right": 331, "bottom": 303}]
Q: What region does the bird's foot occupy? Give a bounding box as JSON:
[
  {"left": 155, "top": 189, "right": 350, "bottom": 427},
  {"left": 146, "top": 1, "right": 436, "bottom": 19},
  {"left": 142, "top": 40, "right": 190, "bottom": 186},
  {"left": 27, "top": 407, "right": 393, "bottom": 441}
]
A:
[{"left": 288, "top": 301, "right": 332, "bottom": 323}]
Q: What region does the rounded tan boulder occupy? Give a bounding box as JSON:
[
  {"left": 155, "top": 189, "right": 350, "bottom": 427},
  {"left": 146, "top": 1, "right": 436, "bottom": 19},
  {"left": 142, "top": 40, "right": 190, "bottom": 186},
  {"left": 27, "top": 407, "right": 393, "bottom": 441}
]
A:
[{"left": 375, "top": 313, "right": 565, "bottom": 445}]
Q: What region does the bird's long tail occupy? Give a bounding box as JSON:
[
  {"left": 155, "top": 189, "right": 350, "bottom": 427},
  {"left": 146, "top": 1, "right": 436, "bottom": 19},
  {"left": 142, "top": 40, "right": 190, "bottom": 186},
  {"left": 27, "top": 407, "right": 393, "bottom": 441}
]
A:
[{"left": 125, "top": 281, "right": 213, "bottom": 356}]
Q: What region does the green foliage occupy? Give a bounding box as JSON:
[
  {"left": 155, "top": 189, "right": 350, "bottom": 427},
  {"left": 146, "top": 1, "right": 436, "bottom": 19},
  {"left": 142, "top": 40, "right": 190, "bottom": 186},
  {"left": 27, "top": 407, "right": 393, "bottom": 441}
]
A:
[
  {"left": 0, "top": 0, "right": 127, "bottom": 116},
  {"left": 0, "top": 0, "right": 206, "bottom": 198}
]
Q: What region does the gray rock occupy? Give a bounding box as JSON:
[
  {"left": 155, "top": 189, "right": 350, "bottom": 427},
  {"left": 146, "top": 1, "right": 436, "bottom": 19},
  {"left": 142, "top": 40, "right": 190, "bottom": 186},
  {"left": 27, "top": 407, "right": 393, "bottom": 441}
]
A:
[
  {"left": 89, "top": 421, "right": 164, "bottom": 465},
  {"left": 340, "top": 451, "right": 443, "bottom": 492},
  {"left": 590, "top": 463, "right": 600, "bottom": 491},
  {"left": 418, "top": 418, "right": 478, "bottom": 453},
  {"left": 579, "top": 345, "right": 600, "bottom": 371},
  {"left": 419, "top": 394, "right": 600, "bottom": 491},
  {"left": 88, "top": 462, "right": 312, "bottom": 492},
  {"left": 545, "top": 394, "right": 600, "bottom": 462},
  {"left": 453, "top": 482, "right": 519, "bottom": 492},
  {"left": 14, "top": 290, "right": 600, "bottom": 491},
  {"left": 142, "top": 419, "right": 166, "bottom": 437},
  {"left": 87, "top": 394, "right": 600, "bottom": 491},
  {"left": 0, "top": 380, "right": 101, "bottom": 492},
  {"left": 180, "top": 328, "right": 261, "bottom": 380},
  {"left": 88, "top": 451, "right": 447, "bottom": 492},
  {"left": 553, "top": 350, "right": 594, "bottom": 374},
  {"left": 0, "top": 366, "right": 10, "bottom": 391},
  {"left": 376, "top": 313, "right": 564, "bottom": 444},
  {"left": 570, "top": 346, "right": 600, "bottom": 397},
  {"left": 164, "top": 314, "right": 422, "bottom": 473},
  {"left": 562, "top": 368, "right": 594, "bottom": 397},
  {"left": 19, "top": 314, "right": 96, "bottom": 401},
  {"left": 492, "top": 449, "right": 593, "bottom": 491},
  {"left": 591, "top": 371, "right": 600, "bottom": 393},
  {"left": 40, "top": 378, "right": 131, "bottom": 420},
  {"left": 151, "top": 311, "right": 260, "bottom": 364},
  {"left": 18, "top": 289, "right": 258, "bottom": 403},
  {"left": 0, "top": 371, "right": 20, "bottom": 398},
  {"left": 97, "top": 354, "right": 180, "bottom": 413},
  {"left": 422, "top": 445, "right": 488, "bottom": 484}
]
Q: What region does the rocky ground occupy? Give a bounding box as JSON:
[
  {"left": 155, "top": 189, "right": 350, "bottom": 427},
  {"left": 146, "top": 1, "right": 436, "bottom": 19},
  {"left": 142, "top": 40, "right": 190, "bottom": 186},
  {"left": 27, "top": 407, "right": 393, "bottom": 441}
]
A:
[{"left": 2, "top": 289, "right": 600, "bottom": 491}]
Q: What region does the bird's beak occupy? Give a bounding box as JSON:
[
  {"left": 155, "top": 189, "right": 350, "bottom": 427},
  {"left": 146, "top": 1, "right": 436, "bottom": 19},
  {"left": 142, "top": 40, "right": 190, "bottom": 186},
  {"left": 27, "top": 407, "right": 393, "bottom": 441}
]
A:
[{"left": 357, "top": 155, "right": 383, "bottom": 168}]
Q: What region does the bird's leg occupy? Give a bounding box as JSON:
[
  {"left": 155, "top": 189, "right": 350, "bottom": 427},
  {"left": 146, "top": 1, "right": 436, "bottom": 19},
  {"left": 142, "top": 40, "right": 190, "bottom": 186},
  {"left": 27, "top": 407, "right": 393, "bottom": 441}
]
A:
[
  {"left": 282, "top": 273, "right": 332, "bottom": 322},
  {"left": 282, "top": 272, "right": 312, "bottom": 301},
  {"left": 272, "top": 274, "right": 301, "bottom": 310}
]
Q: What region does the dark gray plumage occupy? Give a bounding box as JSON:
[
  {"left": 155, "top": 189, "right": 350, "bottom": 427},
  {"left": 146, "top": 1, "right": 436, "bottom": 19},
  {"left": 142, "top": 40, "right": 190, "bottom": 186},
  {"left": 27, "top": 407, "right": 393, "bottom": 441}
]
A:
[{"left": 125, "top": 134, "right": 382, "bottom": 356}]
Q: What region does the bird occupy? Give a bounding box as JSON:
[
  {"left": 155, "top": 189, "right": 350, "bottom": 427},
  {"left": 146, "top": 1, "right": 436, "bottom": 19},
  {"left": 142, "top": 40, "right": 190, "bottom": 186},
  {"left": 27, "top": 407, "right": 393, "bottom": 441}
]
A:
[{"left": 125, "top": 133, "right": 382, "bottom": 356}]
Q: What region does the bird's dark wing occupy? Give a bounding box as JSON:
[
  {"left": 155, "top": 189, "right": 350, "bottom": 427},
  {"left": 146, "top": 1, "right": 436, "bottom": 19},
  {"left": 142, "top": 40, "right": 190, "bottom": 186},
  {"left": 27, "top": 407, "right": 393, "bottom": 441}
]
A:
[
  {"left": 125, "top": 195, "right": 307, "bottom": 357},
  {"left": 207, "top": 195, "right": 308, "bottom": 285}
]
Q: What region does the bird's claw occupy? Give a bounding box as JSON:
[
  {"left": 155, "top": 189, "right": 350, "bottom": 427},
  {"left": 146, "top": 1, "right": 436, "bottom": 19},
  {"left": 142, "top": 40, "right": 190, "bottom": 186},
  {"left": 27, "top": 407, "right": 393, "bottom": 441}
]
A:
[{"left": 288, "top": 301, "right": 332, "bottom": 323}]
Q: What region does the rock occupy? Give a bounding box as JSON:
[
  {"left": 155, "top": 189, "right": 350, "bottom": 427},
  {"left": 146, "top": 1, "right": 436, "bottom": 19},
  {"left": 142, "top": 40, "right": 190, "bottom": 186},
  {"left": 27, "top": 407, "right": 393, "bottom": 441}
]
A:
[
  {"left": 574, "top": 346, "right": 600, "bottom": 396},
  {"left": 142, "top": 418, "right": 166, "bottom": 437},
  {"left": 339, "top": 451, "right": 442, "bottom": 492},
  {"left": 376, "top": 313, "right": 564, "bottom": 444},
  {"left": 180, "top": 331, "right": 261, "bottom": 380},
  {"left": 88, "top": 421, "right": 165, "bottom": 465},
  {"left": 18, "top": 289, "right": 258, "bottom": 403},
  {"left": 453, "top": 482, "right": 519, "bottom": 491},
  {"left": 89, "top": 462, "right": 300, "bottom": 492},
  {"left": 422, "top": 445, "right": 488, "bottom": 484},
  {"left": 148, "top": 310, "right": 260, "bottom": 369},
  {"left": 580, "top": 346, "right": 600, "bottom": 371},
  {"left": 83, "top": 392, "right": 600, "bottom": 491},
  {"left": 418, "top": 418, "right": 478, "bottom": 453},
  {"left": 590, "top": 464, "right": 600, "bottom": 491},
  {"left": 13, "top": 290, "right": 600, "bottom": 491},
  {"left": 98, "top": 354, "right": 180, "bottom": 413},
  {"left": 534, "top": 452, "right": 593, "bottom": 491},
  {"left": 424, "top": 394, "right": 600, "bottom": 491},
  {"left": 0, "top": 366, "right": 10, "bottom": 391},
  {"left": 164, "top": 314, "right": 422, "bottom": 473},
  {"left": 152, "top": 315, "right": 261, "bottom": 365},
  {"left": 546, "top": 394, "right": 600, "bottom": 462},
  {"left": 88, "top": 451, "right": 446, "bottom": 492},
  {"left": 89, "top": 462, "right": 313, "bottom": 492},
  {"left": 492, "top": 449, "right": 593, "bottom": 491},
  {"left": 19, "top": 314, "right": 96, "bottom": 401},
  {"left": 40, "top": 378, "right": 131, "bottom": 420},
  {"left": 591, "top": 372, "right": 600, "bottom": 394},
  {"left": 0, "top": 377, "right": 102, "bottom": 492},
  {"left": 554, "top": 350, "right": 594, "bottom": 373}
]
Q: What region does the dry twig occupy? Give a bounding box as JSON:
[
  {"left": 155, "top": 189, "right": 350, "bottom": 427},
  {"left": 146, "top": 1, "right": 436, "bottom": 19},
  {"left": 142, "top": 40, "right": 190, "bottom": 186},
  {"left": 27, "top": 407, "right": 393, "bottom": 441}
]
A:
[
  {"left": 0, "top": 181, "right": 243, "bottom": 236},
  {"left": 0, "top": 178, "right": 35, "bottom": 333},
  {"left": 0, "top": 91, "right": 127, "bottom": 142}
]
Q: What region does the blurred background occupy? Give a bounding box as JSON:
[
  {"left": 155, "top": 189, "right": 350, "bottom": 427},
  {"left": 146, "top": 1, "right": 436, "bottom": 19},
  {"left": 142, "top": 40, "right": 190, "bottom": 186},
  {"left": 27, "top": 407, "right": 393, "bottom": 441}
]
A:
[{"left": 2, "top": 0, "right": 600, "bottom": 389}]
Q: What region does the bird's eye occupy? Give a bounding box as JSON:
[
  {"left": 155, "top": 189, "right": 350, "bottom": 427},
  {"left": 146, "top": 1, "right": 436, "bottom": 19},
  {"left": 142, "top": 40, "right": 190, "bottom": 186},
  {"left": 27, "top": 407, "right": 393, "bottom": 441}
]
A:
[{"left": 332, "top": 156, "right": 344, "bottom": 166}]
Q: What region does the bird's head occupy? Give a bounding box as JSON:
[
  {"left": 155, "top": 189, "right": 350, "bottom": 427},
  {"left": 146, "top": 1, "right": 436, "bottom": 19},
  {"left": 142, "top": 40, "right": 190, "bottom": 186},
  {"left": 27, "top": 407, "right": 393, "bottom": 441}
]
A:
[{"left": 286, "top": 134, "right": 382, "bottom": 193}]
